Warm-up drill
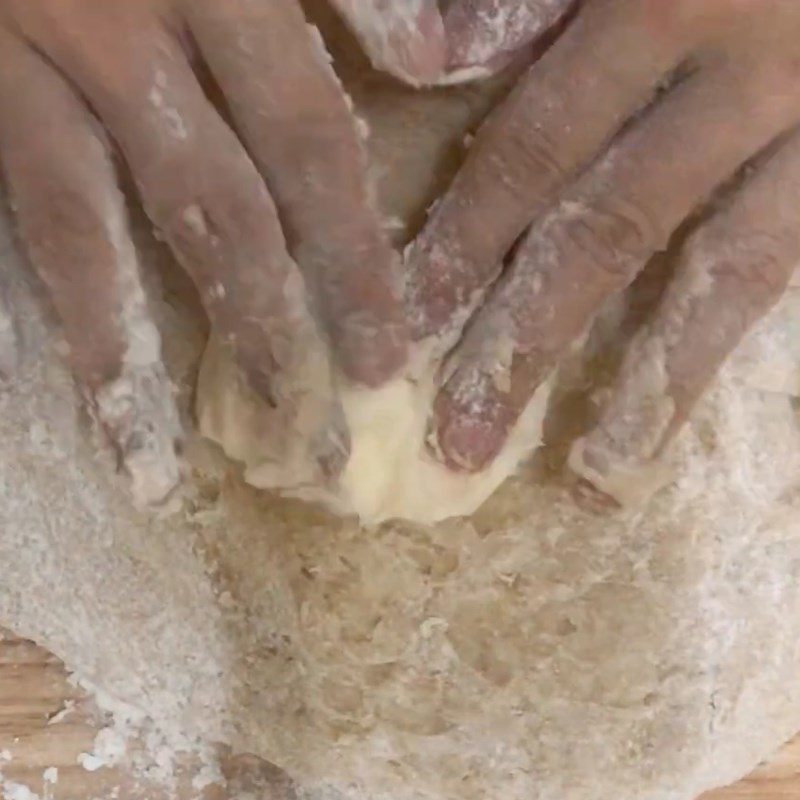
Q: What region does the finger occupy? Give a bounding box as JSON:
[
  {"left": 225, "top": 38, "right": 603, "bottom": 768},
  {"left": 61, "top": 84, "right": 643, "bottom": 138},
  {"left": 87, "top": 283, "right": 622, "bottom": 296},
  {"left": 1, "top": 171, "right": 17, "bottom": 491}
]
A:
[
  {"left": 405, "top": 0, "right": 688, "bottom": 341},
  {"left": 0, "top": 31, "right": 182, "bottom": 507},
  {"left": 183, "top": 0, "right": 408, "bottom": 386},
  {"left": 328, "top": 0, "right": 447, "bottom": 86},
  {"left": 444, "top": 0, "right": 575, "bottom": 73},
  {"left": 569, "top": 130, "right": 800, "bottom": 506},
  {"left": 431, "top": 63, "right": 800, "bottom": 472},
  {"left": 24, "top": 9, "right": 331, "bottom": 407}
]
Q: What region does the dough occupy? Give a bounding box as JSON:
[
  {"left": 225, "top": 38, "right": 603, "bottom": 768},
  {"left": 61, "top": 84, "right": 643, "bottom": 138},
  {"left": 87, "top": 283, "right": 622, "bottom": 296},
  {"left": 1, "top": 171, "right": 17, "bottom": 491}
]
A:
[
  {"left": 197, "top": 337, "right": 551, "bottom": 524},
  {"left": 3, "top": 9, "right": 800, "bottom": 800}
]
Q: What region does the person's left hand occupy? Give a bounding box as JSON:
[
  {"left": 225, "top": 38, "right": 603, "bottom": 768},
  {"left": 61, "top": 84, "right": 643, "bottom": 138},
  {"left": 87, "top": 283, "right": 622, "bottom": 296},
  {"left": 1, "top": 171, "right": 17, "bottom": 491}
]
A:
[{"left": 0, "top": 0, "right": 449, "bottom": 506}]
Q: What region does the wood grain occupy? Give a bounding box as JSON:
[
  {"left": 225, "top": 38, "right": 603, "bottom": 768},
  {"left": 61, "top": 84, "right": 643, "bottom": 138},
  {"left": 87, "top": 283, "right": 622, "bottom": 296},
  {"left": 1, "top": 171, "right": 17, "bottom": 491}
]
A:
[
  {"left": 1, "top": 629, "right": 797, "bottom": 799},
  {"left": 701, "top": 737, "right": 800, "bottom": 799},
  {"left": 0, "top": 629, "right": 293, "bottom": 800}
]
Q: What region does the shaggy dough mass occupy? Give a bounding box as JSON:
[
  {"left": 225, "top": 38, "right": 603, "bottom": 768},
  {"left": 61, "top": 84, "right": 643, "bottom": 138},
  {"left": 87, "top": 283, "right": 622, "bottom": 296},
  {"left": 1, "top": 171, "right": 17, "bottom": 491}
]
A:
[
  {"left": 3, "top": 7, "right": 800, "bottom": 800},
  {"left": 198, "top": 339, "right": 551, "bottom": 524}
]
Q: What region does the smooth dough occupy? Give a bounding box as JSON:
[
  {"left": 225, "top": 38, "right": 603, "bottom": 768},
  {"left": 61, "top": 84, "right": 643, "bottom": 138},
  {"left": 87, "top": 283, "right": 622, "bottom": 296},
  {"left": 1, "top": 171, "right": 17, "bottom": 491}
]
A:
[{"left": 197, "top": 338, "right": 551, "bottom": 524}]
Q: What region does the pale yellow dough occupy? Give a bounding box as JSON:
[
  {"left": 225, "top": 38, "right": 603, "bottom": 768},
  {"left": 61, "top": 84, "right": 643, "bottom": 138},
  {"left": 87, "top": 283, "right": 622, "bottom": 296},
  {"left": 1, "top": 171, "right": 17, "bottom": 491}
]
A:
[{"left": 197, "top": 340, "right": 551, "bottom": 524}]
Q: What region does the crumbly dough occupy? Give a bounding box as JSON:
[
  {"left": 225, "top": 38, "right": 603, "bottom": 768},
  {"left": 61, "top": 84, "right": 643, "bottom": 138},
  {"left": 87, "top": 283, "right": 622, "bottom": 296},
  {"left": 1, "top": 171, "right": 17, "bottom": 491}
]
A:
[
  {"left": 198, "top": 337, "right": 551, "bottom": 524},
  {"left": 3, "top": 9, "right": 800, "bottom": 800}
]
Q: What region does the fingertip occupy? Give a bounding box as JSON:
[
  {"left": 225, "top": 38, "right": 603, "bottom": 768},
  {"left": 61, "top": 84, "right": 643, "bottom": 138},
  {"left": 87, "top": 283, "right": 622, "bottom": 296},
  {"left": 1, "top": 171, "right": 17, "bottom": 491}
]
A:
[
  {"left": 124, "top": 432, "right": 185, "bottom": 512},
  {"left": 92, "top": 361, "right": 185, "bottom": 511},
  {"left": 443, "top": 0, "right": 571, "bottom": 75},
  {"left": 339, "top": 0, "right": 448, "bottom": 86},
  {"left": 335, "top": 320, "right": 409, "bottom": 389},
  {"left": 314, "top": 402, "right": 352, "bottom": 482},
  {"left": 443, "top": 0, "right": 514, "bottom": 73},
  {"left": 567, "top": 432, "right": 676, "bottom": 510},
  {"left": 442, "top": 2, "right": 481, "bottom": 72},
  {"left": 431, "top": 415, "right": 500, "bottom": 472},
  {"left": 386, "top": 3, "right": 448, "bottom": 86},
  {"left": 428, "top": 374, "right": 506, "bottom": 473}
]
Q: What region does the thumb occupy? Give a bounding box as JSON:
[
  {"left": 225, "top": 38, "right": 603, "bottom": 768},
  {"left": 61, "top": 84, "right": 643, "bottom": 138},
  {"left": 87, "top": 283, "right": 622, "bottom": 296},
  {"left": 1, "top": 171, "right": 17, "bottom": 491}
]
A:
[
  {"left": 329, "top": 0, "right": 447, "bottom": 86},
  {"left": 444, "top": 0, "right": 575, "bottom": 74}
]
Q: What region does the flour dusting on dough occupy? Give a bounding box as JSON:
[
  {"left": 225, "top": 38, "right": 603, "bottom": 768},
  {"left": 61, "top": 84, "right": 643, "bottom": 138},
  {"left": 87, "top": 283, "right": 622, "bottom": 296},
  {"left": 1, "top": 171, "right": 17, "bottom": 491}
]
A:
[{"left": 198, "top": 341, "right": 551, "bottom": 524}]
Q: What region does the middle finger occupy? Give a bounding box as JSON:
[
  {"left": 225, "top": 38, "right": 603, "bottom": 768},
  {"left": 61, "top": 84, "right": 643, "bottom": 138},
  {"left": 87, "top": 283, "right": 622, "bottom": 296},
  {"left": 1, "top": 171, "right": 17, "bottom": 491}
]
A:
[{"left": 184, "top": 0, "right": 409, "bottom": 387}]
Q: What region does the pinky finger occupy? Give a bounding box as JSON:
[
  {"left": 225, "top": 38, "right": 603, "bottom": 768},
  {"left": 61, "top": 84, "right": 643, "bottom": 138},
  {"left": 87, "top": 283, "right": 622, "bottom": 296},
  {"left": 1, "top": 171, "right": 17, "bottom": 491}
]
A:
[{"left": 570, "top": 131, "right": 800, "bottom": 507}]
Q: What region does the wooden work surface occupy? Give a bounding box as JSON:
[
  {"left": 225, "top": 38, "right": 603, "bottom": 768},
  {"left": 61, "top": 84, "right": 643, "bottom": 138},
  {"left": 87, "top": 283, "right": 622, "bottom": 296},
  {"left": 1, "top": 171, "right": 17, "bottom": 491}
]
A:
[{"left": 1, "top": 630, "right": 798, "bottom": 800}]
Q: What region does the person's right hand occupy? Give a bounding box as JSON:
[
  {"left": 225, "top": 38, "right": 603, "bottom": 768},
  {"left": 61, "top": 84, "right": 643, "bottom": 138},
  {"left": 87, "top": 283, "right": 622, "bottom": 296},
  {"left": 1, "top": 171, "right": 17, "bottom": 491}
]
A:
[
  {"left": 408, "top": 0, "right": 800, "bottom": 507},
  {"left": 0, "top": 0, "right": 447, "bottom": 506}
]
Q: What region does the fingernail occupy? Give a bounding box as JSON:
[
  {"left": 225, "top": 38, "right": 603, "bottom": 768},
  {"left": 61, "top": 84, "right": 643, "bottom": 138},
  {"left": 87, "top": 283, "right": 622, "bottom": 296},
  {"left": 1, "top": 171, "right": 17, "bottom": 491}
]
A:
[
  {"left": 443, "top": 4, "right": 540, "bottom": 75},
  {"left": 388, "top": 3, "right": 447, "bottom": 85},
  {"left": 410, "top": 3, "right": 448, "bottom": 82},
  {"left": 441, "top": 2, "right": 474, "bottom": 69},
  {"left": 434, "top": 412, "right": 503, "bottom": 472},
  {"left": 443, "top": 2, "right": 506, "bottom": 72},
  {"left": 430, "top": 368, "right": 507, "bottom": 472}
]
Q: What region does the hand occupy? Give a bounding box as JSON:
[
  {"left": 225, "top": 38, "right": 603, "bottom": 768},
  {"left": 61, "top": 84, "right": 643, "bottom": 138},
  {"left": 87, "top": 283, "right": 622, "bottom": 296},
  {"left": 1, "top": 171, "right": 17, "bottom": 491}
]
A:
[
  {"left": 408, "top": 0, "right": 800, "bottom": 504},
  {"left": 0, "top": 0, "right": 446, "bottom": 506}
]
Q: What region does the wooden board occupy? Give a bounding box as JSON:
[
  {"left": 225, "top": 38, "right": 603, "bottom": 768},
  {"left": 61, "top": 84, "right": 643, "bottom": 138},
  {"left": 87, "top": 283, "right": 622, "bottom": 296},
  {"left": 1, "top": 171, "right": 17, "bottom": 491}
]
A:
[
  {"left": 0, "top": 629, "right": 294, "bottom": 799},
  {"left": 1, "top": 630, "right": 797, "bottom": 800}
]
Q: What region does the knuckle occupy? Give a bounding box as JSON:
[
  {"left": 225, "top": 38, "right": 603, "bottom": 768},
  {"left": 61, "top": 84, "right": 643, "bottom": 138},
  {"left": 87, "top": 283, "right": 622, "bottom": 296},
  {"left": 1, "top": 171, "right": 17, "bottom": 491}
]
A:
[
  {"left": 556, "top": 196, "right": 665, "bottom": 284},
  {"left": 151, "top": 160, "right": 269, "bottom": 259},
  {"left": 696, "top": 228, "right": 795, "bottom": 307},
  {"left": 483, "top": 120, "right": 567, "bottom": 198},
  {"left": 21, "top": 185, "right": 110, "bottom": 268}
]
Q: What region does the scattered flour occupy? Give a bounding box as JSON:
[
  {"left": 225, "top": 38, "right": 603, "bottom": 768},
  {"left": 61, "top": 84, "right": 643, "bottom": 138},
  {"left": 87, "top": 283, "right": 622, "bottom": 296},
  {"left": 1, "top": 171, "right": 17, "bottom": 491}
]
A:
[
  {"left": 72, "top": 676, "right": 223, "bottom": 794},
  {"left": 2, "top": 781, "right": 40, "bottom": 800},
  {"left": 78, "top": 753, "right": 108, "bottom": 773}
]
